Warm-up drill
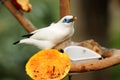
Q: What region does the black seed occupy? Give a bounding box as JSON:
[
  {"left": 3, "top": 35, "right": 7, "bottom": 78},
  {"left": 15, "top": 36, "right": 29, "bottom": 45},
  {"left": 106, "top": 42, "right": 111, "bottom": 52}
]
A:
[
  {"left": 53, "top": 66, "right": 55, "bottom": 73},
  {"left": 58, "top": 49, "right": 64, "bottom": 53},
  {"left": 58, "top": 73, "right": 60, "bottom": 76},
  {"left": 98, "top": 57, "right": 103, "bottom": 60},
  {"left": 37, "top": 71, "right": 39, "bottom": 73},
  {"left": 33, "top": 70, "right": 36, "bottom": 72},
  {"left": 34, "top": 75, "right": 37, "bottom": 77}
]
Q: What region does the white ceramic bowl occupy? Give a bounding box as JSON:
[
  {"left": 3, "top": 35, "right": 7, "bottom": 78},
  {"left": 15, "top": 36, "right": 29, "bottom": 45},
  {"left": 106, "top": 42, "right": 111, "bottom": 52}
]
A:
[{"left": 64, "top": 46, "right": 101, "bottom": 61}]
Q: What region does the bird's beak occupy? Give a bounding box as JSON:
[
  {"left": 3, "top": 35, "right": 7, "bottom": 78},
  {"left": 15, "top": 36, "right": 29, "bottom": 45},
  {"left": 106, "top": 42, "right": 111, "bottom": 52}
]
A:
[
  {"left": 72, "top": 16, "right": 77, "bottom": 21},
  {"left": 69, "top": 16, "right": 77, "bottom": 22}
]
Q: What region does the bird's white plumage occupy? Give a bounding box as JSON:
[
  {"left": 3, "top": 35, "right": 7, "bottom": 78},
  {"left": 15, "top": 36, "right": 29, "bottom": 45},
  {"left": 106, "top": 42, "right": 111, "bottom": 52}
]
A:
[{"left": 17, "top": 15, "right": 76, "bottom": 49}]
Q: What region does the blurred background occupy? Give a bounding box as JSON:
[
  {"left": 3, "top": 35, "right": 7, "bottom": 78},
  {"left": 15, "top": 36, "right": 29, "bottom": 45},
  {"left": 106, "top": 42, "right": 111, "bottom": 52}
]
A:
[{"left": 0, "top": 0, "right": 120, "bottom": 80}]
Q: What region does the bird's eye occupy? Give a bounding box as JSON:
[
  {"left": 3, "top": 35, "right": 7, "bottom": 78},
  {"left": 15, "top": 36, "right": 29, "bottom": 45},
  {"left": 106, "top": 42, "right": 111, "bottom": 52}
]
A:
[{"left": 63, "top": 18, "right": 69, "bottom": 23}]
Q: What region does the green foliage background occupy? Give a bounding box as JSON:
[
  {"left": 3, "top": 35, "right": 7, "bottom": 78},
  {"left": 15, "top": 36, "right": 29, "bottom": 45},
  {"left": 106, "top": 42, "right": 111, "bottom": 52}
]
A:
[
  {"left": 0, "top": 0, "right": 59, "bottom": 80},
  {"left": 0, "top": 0, "right": 120, "bottom": 80}
]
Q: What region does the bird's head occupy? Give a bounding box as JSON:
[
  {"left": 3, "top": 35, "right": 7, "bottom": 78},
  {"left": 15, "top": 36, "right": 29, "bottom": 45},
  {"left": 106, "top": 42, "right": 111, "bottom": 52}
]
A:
[{"left": 58, "top": 15, "right": 77, "bottom": 26}]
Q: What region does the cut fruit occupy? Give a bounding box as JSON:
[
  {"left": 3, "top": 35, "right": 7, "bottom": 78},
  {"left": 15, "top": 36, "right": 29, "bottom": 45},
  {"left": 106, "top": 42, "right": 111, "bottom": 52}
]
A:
[
  {"left": 26, "top": 49, "right": 70, "bottom": 80},
  {"left": 13, "top": 0, "right": 32, "bottom": 12}
]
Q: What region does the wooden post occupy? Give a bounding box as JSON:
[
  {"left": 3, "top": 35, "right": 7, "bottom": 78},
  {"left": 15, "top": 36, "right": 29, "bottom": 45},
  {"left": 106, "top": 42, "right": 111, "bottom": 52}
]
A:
[{"left": 60, "top": 0, "right": 70, "bottom": 18}]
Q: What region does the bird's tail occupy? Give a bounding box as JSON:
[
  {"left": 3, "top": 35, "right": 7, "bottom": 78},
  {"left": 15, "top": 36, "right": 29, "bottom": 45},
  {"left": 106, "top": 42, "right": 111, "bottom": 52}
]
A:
[{"left": 13, "top": 38, "right": 55, "bottom": 49}]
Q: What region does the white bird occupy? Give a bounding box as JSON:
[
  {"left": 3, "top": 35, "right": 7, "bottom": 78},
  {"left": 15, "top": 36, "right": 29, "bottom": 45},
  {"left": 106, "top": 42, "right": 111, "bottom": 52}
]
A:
[{"left": 13, "top": 15, "right": 77, "bottom": 49}]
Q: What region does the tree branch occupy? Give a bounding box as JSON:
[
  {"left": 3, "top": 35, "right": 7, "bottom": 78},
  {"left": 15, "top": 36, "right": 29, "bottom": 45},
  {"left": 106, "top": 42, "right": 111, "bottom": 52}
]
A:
[
  {"left": 55, "top": 39, "right": 120, "bottom": 72},
  {"left": 70, "top": 49, "right": 120, "bottom": 72},
  {"left": 0, "top": 0, "right": 36, "bottom": 32}
]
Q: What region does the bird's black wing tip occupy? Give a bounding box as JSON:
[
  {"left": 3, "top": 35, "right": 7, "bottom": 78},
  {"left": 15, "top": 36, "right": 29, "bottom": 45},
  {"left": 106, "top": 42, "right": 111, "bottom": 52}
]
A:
[
  {"left": 22, "top": 34, "right": 33, "bottom": 38},
  {"left": 13, "top": 40, "right": 20, "bottom": 45}
]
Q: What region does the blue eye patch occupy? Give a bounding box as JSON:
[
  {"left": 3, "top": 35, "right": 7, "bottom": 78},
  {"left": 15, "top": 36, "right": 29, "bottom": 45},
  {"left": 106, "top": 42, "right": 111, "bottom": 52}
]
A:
[{"left": 62, "top": 18, "right": 73, "bottom": 23}]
